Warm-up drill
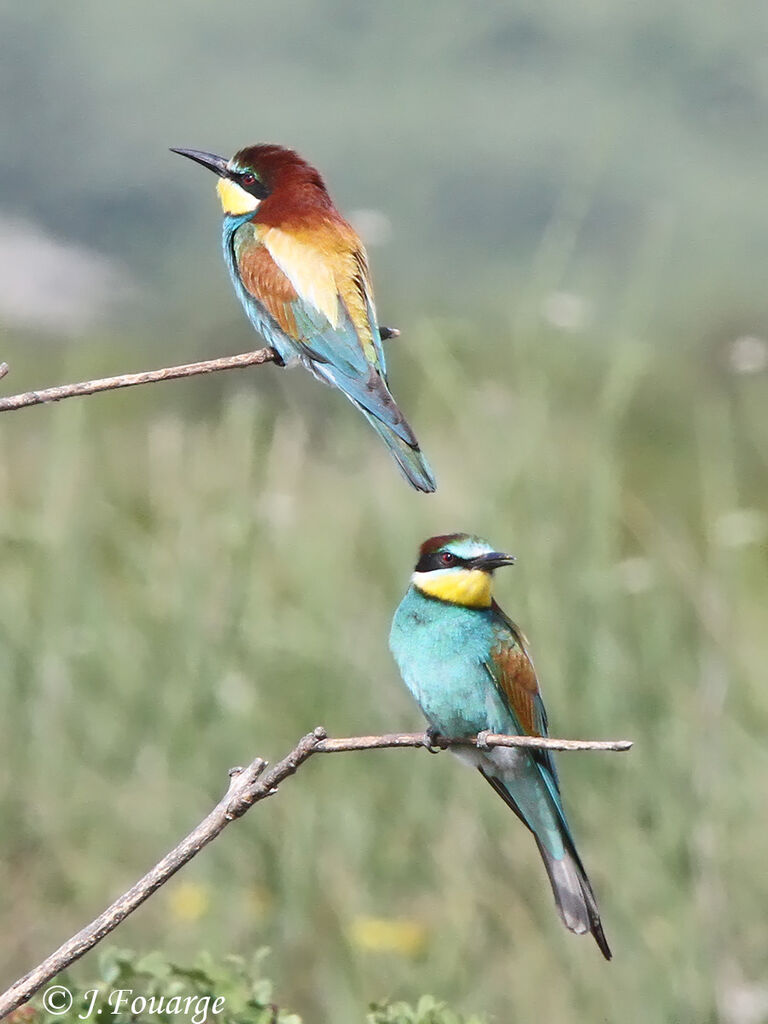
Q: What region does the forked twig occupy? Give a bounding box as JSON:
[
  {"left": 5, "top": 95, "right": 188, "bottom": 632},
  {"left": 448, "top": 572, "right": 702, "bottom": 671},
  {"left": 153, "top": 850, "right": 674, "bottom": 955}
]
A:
[{"left": 0, "top": 726, "right": 631, "bottom": 1017}]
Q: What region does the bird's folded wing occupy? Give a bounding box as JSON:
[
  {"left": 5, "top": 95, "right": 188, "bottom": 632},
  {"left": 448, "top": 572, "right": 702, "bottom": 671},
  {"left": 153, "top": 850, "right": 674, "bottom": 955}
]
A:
[
  {"left": 484, "top": 601, "right": 546, "bottom": 737},
  {"left": 257, "top": 224, "right": 385, "bottom": 374},
  {"left": 483, "top": 610, "right": 565, "bottom": 813},
  {"left": 236, "top": 223, "right": 417, "bottom": 442},
  {"left": 484, "top": 634, "right": 546, "bottom": 738},
  {"left": 236, "top": 241, "right": 304, "bottom": 340}
]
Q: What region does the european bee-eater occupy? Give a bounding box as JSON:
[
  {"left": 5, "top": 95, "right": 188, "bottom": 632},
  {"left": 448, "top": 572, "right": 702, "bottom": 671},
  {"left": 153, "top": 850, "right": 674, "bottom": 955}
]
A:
[
  {"left": 171, "top": 143, "right": 436, "bottom": 492},
  {"left": 389, "top": 534, "right": 611, "bottom": 959}
]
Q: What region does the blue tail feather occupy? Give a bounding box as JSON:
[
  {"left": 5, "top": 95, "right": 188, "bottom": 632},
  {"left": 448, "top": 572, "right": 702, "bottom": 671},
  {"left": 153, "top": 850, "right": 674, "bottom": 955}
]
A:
[
  {"left": 481, "top": 767, "right": 611, "bottom": 959},
  {"left": 357, "top": 405, "right": 436, "bottom": 492},
  {"left": 313, "top": 362, "right": 417, "bottom": 446}
]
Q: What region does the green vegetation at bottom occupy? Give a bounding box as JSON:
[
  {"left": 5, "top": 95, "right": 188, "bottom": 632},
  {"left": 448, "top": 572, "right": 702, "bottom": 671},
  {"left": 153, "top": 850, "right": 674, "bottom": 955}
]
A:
[{"left": 18, "top": 949, "right": 483, "bottom": 1024}]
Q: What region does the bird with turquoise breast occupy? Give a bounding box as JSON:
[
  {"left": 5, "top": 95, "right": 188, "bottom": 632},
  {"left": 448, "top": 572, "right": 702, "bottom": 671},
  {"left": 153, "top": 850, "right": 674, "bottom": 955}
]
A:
[
  {"left": 170, "top": 143, "right": 435, "bottom": 493},
  {"left": 389, "top": 533, "right": 611, "bottom": 959}
]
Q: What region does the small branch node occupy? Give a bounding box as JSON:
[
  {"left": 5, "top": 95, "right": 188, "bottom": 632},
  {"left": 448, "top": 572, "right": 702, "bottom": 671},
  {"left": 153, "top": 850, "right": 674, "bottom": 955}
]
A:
[
  {"left": 378, "top": 326, "right": 401, "bottom": 340},
  {"left": 421, "top": 727, "right": 444, "bottom": 754},
  {"left": 476, "top": 730, "right": 493, "bottom": 751},
  {"left": 225, "top": 796, "right": 249, "bottom": 820},
  {"left": 0, "top": 362, "right": 9, "bottom": 381}
]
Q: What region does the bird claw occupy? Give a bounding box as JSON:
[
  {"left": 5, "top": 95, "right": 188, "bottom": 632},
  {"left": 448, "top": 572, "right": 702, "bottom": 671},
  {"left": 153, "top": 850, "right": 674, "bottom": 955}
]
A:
[
  {"left": 475, "top": 730, "right": 493, "bottom": 751},
  {"left": 268, "top": 347, "right": 286, "bottom": 367},
  {"left": 422, "top": 727, "right": 444, "bottom": 754},
  {"left": 379, "top": 326, "right": 400, "bottom": 341}
]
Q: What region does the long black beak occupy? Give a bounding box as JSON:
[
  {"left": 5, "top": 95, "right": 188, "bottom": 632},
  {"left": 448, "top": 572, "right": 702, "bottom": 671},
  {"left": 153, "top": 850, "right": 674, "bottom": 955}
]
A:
[
  {"left": 469, "top": 551, "right": 516, "bottom": 571},
  {"left": 170, "top": 148, "right": 230, "bottom": 177}
]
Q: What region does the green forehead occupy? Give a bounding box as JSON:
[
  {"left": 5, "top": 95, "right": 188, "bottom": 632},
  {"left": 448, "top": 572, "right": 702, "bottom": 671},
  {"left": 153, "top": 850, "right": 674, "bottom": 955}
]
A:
[{"left": 228, "top": 159, "right": 260, "bottom": 177}]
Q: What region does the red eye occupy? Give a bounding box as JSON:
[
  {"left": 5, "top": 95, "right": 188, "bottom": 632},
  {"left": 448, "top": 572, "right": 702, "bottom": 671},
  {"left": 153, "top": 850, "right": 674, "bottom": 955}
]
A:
[
  {"left": 440, "top": 552, "right": 455, "bottom": 566},
  {"left": 242, "top": 172, "right": 256, "bottom": 186}
]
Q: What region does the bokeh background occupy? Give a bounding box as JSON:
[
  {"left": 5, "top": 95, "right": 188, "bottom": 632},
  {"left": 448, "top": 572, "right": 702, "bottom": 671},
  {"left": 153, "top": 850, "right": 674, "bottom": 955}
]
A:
[{"left": 2, "top": 2, "right": 768, "bottom": 1021}]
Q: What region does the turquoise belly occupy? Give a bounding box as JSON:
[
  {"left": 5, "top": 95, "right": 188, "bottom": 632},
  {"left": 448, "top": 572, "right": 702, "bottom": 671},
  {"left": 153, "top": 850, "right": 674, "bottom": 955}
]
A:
[{"left": 389, "top": 588, "right": 513, "bottom": 737}]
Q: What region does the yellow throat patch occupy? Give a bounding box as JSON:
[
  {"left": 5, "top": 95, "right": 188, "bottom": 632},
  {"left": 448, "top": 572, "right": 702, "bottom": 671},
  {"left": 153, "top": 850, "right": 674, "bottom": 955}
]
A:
[
  {"left": 216, "top": 177, "right": 261, "bottom": 216},
  {"left": 413, "top": 569, "right": 493, "bottom": 608}
]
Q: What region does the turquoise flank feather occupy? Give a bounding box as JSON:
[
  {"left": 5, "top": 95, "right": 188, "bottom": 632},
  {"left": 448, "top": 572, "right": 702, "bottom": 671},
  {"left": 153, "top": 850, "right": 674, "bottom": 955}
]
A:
[{"left": 390, "top": 577, "right": 611, "bottom": 959}]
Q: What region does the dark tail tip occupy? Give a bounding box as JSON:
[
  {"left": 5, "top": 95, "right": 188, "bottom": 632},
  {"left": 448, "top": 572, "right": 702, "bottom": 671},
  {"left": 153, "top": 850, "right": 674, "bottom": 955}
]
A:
[
  {"left": 535, "top": 837, "right": 612, "bottom": 961},
  {"left": 592, "top": 918, "right": 612, "bottom": 961}
]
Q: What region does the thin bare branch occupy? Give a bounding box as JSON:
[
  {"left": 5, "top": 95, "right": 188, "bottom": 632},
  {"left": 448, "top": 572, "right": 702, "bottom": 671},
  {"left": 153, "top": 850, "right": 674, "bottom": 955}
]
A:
[
  {"left": 0, "top": 326, "right": 401, "bottom": 414},
  {"left": 315, "top": 732, "right": 632, "bottom": 753},
  {"left": 0, "top": 348, "right": 279, "bottom": 414},
  {"left": 0, "top": 726, "right": 631, "bottom": 1018}
]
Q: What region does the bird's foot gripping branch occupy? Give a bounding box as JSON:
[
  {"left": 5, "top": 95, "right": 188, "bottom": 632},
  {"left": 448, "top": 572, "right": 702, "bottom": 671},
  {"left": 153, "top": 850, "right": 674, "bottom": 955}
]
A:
[{"left": 0, "top": 326, "right": 400, "bottom": 414}]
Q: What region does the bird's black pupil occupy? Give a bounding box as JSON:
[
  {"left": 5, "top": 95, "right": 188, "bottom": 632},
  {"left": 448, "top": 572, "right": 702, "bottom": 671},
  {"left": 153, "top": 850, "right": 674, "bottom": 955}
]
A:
[{"left": 442, "top": 553, "right": 453, "bottom": 564}]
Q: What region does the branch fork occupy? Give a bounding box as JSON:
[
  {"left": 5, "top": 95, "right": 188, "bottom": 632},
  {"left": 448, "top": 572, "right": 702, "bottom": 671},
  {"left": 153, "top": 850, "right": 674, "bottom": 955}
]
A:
[{"left": 0, "top": 725, "right": 630, "bottom": 1018}]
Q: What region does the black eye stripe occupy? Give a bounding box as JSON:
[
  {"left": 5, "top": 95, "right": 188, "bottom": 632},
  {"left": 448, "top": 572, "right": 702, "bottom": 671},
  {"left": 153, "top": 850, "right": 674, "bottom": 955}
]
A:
[
  {"left": 234, "top": 172, "right": 270, "bottom": 200},
  {"left": 414, "top": 551, "right": 468, "bottom": 573}
]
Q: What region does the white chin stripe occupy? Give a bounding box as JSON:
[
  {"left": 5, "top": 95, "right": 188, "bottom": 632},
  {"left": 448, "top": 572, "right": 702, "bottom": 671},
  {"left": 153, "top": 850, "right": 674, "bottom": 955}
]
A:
[{"left": 412, "top": 569, "right": 453, "bottom": 585}]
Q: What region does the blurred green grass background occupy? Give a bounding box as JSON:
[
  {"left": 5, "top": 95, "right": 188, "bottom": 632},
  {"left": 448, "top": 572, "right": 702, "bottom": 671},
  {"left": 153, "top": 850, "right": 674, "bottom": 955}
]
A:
[
  {"left": 2, "top": 1, "right": 768, "bottom": 1021},
  {"left": 1, "top": 311, "right": 766, "bottom": 1021}
]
